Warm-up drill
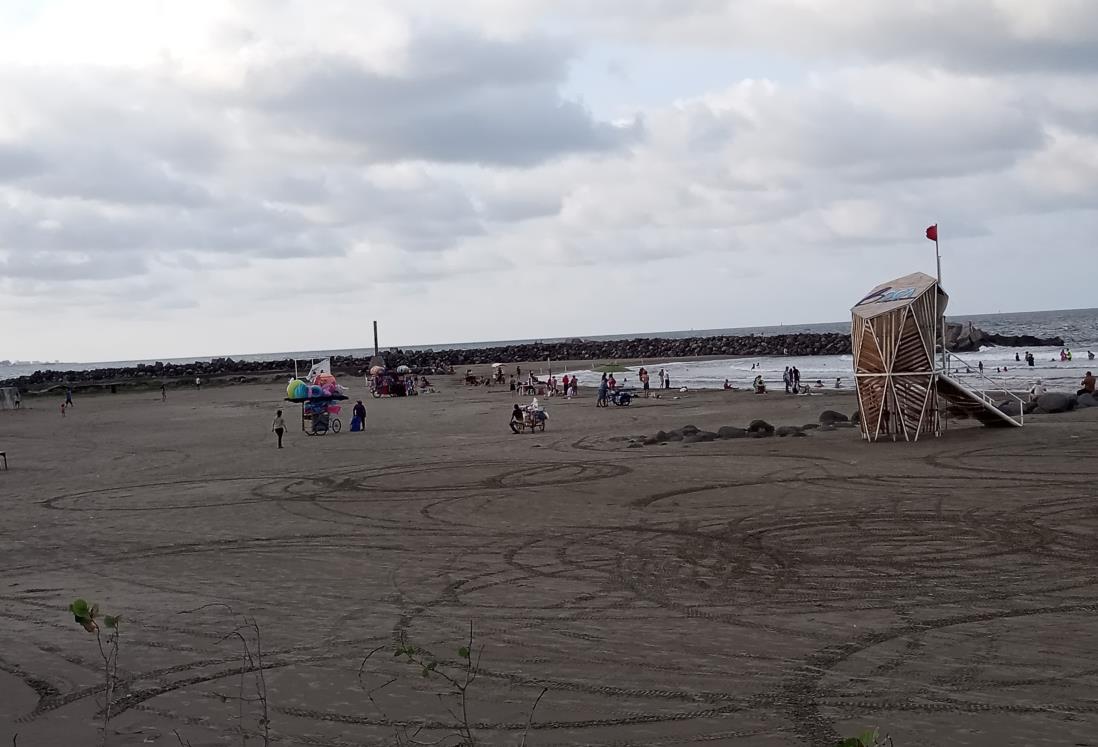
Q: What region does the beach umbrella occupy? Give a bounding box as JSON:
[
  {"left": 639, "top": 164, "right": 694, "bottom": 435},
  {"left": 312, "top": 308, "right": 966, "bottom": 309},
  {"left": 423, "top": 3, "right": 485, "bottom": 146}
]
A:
[
  {"left": 369, "top": 365, "right": 385, "bottom": 375},
  {"left": 396, "top": 365, "right": 411, "bottom": 374},
  {"left": 491, "top": 362, "right": 504, "bottom": 368}
]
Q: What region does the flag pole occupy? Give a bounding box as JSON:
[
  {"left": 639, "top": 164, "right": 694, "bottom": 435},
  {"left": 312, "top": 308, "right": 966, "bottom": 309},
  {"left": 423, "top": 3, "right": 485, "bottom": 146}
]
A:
[{"left": 935, "top": 226, "right": 946, "bottom": 374}]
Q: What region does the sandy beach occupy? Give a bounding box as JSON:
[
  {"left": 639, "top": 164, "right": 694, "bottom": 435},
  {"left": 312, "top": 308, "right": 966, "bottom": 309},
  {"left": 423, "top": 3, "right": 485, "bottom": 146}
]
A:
[{"left": 2, "top": 369, "right": 1098, "bottom": 746}]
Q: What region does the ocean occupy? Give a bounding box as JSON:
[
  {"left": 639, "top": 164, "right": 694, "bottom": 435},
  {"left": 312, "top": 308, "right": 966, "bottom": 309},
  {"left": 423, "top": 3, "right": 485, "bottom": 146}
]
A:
[{"left": 3, "top": 308, "right": 1096, "bottom": 391}]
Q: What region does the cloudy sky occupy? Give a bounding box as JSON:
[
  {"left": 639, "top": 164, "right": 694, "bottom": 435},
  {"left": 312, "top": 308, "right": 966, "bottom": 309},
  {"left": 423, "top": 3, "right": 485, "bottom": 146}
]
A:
[{"left": 2, "top": 1, "right": 1097, "bottom": 362}]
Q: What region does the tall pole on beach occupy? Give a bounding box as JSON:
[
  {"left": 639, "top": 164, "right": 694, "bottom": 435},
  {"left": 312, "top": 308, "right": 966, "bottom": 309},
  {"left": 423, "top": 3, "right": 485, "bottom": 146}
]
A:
[
  {"left": 926, "top": 223, "right": 945, "bottom": 373},
  {"left": 373, "top": 321, "right": 379, "bottom": 357}
]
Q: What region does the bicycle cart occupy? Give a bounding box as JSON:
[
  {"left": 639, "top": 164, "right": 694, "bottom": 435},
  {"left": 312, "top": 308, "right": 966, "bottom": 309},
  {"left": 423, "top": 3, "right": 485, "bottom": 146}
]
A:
[
  {"left": 515, "top": 406, "right": 547, "bottom": 433},
  {"left": 610, "top": 388, "right": 635, "bottom": 406}
]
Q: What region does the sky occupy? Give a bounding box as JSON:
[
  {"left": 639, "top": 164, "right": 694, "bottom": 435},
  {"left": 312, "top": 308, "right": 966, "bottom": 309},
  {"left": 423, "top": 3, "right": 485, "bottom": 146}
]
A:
[{"left": 1, "top": 0, "right": 1097, "bottom": 362}]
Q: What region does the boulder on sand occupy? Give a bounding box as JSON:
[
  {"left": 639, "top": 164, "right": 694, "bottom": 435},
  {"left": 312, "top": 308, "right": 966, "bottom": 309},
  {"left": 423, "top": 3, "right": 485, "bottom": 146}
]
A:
[
  {"left": 681, "top": 425, "right": 700, "bottom": 435},
  {"left": 851, "top": 410, "right": 860, "bottom": 425},
  {"left": 696, "top": 431, "right": 718, "bottom": 442},
  {"left": 1037, "top": 392, "right": 1075, "bottom": 414},
  {"left": 776, "top": 425, "right": 803, "bottom": 437},
  {"left": 819, "top": 410, "right": 849, "bottom": 425},
  {"left": 996, "top": 400, "right": 1024, "bottom": 417},
  {"left": 1077, "top": 393, "right": 1097, "bottom": 408},
  {"left": 747, "top": 419, "right": 775, "bottom": 437},
  {"left": 801, "top": 423, "right": 820, "bottom": 430},
  {"left": 666, "top": 429, "right": 684, "bottom": 441},
  {"left": 655, "top": 430, "right": 669, "bottom": 442},
  {"left": 718, "top": 426, "right": 747, "bottom": 439}
]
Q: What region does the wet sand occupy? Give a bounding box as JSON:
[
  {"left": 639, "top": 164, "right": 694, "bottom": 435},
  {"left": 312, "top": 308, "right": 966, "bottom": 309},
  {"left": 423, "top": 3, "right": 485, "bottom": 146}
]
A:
[{"left": 2, "top": 372, "right": 1098, "bottom": 746}]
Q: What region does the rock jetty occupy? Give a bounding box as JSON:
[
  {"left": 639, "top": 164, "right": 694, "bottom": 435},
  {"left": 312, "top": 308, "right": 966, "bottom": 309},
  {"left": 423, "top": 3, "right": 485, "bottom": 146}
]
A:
[
  {"left": 0, "top": 324, "right": 1065, "bottom": 392},
  {"left": 944, "top": 322, "right": 1062, "bottom": 353},
  {"left": 2, "top": 333, "right": 851, "bottom": 392}
]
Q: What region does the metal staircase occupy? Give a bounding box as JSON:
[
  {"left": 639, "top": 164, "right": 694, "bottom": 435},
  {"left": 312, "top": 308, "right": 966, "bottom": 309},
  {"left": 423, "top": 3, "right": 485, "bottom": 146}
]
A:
[{"left": 936, "top": 351, "right": 1024, "bottom": 428}]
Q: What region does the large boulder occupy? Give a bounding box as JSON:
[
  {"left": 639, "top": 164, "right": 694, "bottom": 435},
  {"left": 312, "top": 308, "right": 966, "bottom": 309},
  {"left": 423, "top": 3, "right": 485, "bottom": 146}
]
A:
[
  {"left": 718, "top": 426, "right": 747, "bottom": 439},
  {"left": 747, "top": 419, "right": 775, "bottom": 437},
  {"left": 1077, "top": 393, "right": 1097, "bottom": 408},
  {"left": 681, "top": 425, "right": 700, "bottom": 435},
  {"left": 696, "top": 431, "right": 718, "bottom": 442},
  {"left": 776, "top": 425, "right": 803, "bottom": 437},
  {"left": 655, "top": 430, "right": 669, "bottom": 442},
  {"left": 1037, "top": 392, "right": 1075, "bottom": 414},
  {"left": 666, "top": 429, "right": 684, "bottom": 441},
  {"left": 996, "top": 400, "right": 1024, "bottom": 418},
  {"left": 850, "top": 410, "right": 860, "bottom": 426},
  {"left": 819, "top": 410, "right": 849, "bottom": 425}
]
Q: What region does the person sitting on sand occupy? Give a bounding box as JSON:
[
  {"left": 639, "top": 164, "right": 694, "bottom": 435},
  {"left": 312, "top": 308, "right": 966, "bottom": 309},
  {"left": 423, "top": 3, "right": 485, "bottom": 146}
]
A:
[
  {"left": 1029, "top": 379, "right": 1047, "bottom": 402},
  {"left": 509, "top": 404, "right": 524, "bottom": 433},
  {"left": 814, "top": 379, "right": 824, "bottom": 388},
  {"left": 753, "top": 375, "right": 766, "bottom": 394},
  {"left": 835, "top": 378, "right": 842, "bottom": 389},
  {"left": 1078, "top": 371, "right": 1096, "bottom": 396},
  {"left": 724, "top": 378, "right": 732, "bottom": 390}
]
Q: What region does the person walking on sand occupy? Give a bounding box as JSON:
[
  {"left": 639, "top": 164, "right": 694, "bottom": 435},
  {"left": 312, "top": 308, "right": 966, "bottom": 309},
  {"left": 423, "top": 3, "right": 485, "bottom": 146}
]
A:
[
  {"left": 271, "top": 409, "right": 287, "bottom": 448},
  {"left": 65, "top": 386, "right": 74, "bottom": 407},
  {"left": 978, "top": 361, "right": 984, "bottom": 373},
  {"left": 60, "top": 401, "right": 66, "bottom": 418},
  {"left": 352, "top": 400, "right": 367, "bottom": 431},
  {"left": 597, "top": 374, "right": 609, "bottom": 407},
  {"left": 783, "top": 367, "right": 791, "bottom": 394},
  {"left": 195, "top": 376, "right": 202, "bottom": 391},
  {"left": 510, "top": 404, "right": 524, "bottom": 433}
]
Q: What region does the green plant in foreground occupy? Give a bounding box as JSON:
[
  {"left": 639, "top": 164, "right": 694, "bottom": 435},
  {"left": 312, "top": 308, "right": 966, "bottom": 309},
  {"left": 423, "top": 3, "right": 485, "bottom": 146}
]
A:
[
  {"left": 837, "top": 727, "right": 893, "bottom": 747},
  {"left": 69, "top": 599, "right": 121, "bottom": 745}
]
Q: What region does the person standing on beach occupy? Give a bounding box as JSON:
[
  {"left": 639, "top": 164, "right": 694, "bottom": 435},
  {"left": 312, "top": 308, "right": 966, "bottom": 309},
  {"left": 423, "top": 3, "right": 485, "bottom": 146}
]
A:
[
  {"left": 195, "top": 376, "right": 202, "bottom": 391},
  {"left": 272, "top": 409, "right": 286, "bottom": 448},
  {"left": 352, "top": 400, "right": 367, "bottom": 430},
  {"left": 65, "top": 386, "right": 74, "bottom": 407},
  {"left": 160, "top": 384, "right": 167, "bottom": 402},
  {"left": 783, "top": 367, "right": 791, "bottom": 394},
  {"left": 597, "top": 374, "right": 609, "bottom": 407}
]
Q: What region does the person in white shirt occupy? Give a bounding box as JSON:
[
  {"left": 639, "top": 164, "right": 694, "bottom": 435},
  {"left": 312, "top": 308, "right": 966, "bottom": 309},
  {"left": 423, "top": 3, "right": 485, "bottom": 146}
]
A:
[
  {"left": 1028, "top": 379, "right": 1046, "bottom": 402},
  {"left": 271, "top": 409, "right": 286, "bottom": 448}
]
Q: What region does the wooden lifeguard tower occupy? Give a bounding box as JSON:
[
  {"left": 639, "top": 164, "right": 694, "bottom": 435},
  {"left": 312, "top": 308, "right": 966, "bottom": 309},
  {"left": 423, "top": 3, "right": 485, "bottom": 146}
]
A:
[{"left": 852, "top": 271, "right": 1021, "bottom": 442}]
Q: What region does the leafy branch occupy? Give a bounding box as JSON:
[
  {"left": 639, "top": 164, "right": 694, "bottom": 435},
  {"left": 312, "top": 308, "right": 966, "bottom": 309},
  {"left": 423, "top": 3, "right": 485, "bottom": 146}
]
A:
[
  {"left": 68, "top": 599, "right": 121, "bottom": 746},
  {"left": 836, "top": 727, "right": 893, "bottom": 747}
]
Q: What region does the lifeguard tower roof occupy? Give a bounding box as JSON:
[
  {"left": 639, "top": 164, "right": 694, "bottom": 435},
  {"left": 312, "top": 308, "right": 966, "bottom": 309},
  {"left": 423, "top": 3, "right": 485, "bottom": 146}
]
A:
[{"left": 851, "top": 271, "right": 947, "bottom": 321}]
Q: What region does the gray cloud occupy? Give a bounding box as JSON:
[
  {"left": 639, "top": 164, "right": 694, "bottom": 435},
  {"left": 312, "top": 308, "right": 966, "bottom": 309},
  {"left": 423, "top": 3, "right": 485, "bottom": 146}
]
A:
[
  {"left": 0, "top": 144, "right": 47, "bottom": 181},
  {"left": 250, "top": 30, "right": 640, "bottom": 166}
]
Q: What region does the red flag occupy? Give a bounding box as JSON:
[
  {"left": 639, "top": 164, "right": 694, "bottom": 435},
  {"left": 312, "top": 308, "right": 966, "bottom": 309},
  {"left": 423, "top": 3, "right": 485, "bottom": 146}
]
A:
[{"left": 925, "top": 224, "right": 938, "bottom": 242}]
